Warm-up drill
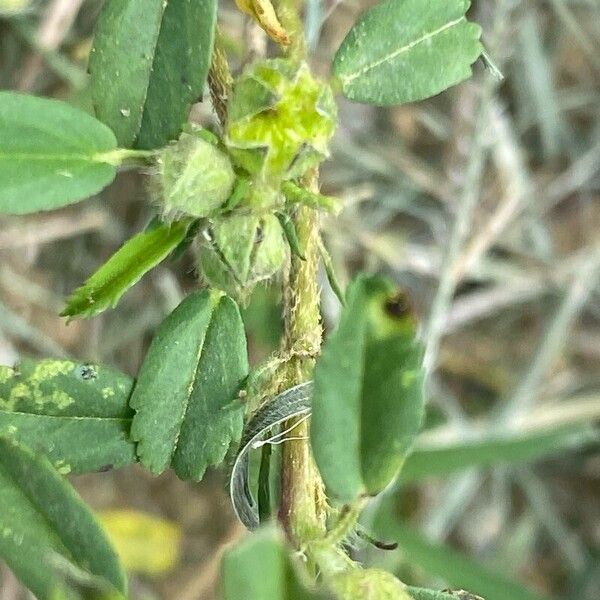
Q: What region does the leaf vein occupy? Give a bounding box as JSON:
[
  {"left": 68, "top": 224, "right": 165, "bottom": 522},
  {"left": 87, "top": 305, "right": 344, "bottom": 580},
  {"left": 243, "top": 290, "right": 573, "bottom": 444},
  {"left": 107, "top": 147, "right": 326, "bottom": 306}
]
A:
[
  {"left": 340, "top": 16, "right": 466, "bottom": 85},
  {"left": 0, "top": 410, "right": 130, "bottom": 423}
]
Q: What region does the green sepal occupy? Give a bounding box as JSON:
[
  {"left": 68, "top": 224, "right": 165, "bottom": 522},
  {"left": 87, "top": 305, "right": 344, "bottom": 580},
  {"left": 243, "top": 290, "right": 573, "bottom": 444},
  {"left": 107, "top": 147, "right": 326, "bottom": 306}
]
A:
[
  {"left": 198, "top": 214, "right": 288, "bottom": 302},
  {"left": 222, "top": 175, "right": 252, "bottom": 213},
  {"left": 156, "top": 129, "right": 236, "bottom": 219},
  {"left": 225, "top": 60, "right": 337, "bottom": 181},
  {"left": 282, "top": 181, "right": 340, "bottom": 213},
  {"left": 276, "top": 211, "right": 305, "bottom": 260}
]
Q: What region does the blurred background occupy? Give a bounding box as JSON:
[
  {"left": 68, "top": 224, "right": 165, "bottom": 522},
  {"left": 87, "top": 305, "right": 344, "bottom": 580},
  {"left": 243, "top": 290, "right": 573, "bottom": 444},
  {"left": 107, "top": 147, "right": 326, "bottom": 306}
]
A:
[{"left": 1, "top": 0, "right": 599, "bottom": 599}]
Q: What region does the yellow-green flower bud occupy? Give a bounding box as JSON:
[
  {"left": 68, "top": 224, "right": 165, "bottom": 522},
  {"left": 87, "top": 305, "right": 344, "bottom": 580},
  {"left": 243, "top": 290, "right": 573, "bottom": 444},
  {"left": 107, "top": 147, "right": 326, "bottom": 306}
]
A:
[
  {"left": 156, "top": 129, "right": 236, "bottom": 218},
  {"left": 225, "top": 59, "right": 337, "bottom": 181},
  {"left": 198, "top": 214, "right": 288, "bottom": 300},
  {"left": 328, "top": 568, "right": 412, "bottom": 600}
]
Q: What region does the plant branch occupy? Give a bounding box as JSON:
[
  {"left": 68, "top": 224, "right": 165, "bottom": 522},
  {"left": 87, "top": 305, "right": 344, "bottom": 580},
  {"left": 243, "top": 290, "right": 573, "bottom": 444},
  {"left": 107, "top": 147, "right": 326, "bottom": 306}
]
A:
[
  {"left": 278, "top": 169, "right": 328, "bottom": 545},
  {"left": 208, "top": 28, "right": 233, "bottom": 128},
  {"left": 273, "top": 0, "right": 328, "bottom": 548}
]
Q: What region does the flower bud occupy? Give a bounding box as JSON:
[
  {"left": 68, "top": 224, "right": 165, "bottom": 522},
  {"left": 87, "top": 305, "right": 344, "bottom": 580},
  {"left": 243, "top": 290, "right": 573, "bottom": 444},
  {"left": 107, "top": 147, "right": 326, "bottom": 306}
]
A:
[
  {"left": 198, "top": 214, "right": 288, "bottom": 300},
  {"left": 328, "top": 568, "right": 412, "bottom": 600},
  {"left": 156, "top": 129, "right": 236, "bottom": 218},
  {"left": 225, "top": 59, "right": 337, "bottom": 181}
]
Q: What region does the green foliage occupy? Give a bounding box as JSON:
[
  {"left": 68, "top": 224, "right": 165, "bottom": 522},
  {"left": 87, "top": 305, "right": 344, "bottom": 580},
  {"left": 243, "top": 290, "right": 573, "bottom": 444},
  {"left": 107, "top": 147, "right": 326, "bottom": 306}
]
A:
[
  {"left": 276, "top": 211, "right": 306, "bottom": 260},
  {"left": 0, "top": 359, "right": 136, "bottom": 473},
  {"left": 225, "top": 59, "right": 337, "bottom": 181},
  {"left": 332, "top": 0, "right": 482, "bottom": 106},
  {"left": 62, "top": 219, "right": 192, "bottom": 319},
  {"left": 0, "top": 92, "right": 118, "bottom": 214},
  {"left": 400, "top": 423, "right": 597, "bottom": 483},
  {"left": 0, "top": 437, "right": 126, "bottom": 600},
  {"left": 281, "top": 181, "right": 340, "bottom": 213},
  {"left": 0, "top": 1, "right": 503, "bottom": 599},
  {"left": 220, "top": 527, "right": 332, "bottom": 600},
  {"left": 198, "top": 213, "right": 289, "bottom": 301},
  {"left": 130, "top": 290, "right": 249, "bottom": 480},
  {"left": 311, "top": 275, "right": 424, "bottom": 502},
  {"left": 157, "top": 129, "right": 237, "bottom": 218},
  {"left": 89, "top": 0, "right": 217, "bottom": 149}
]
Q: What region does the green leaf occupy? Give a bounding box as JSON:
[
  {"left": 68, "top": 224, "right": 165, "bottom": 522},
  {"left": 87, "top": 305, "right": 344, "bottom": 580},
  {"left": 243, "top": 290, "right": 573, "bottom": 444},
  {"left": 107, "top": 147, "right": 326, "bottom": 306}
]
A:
[
  {"left": 220, "top": 527, "right": 332, "bottom": 600},
  {"left": 400, "top": 424, "right": 598, "bottom": 483},
  {"left": 311, "top": 275, "right": 425, "bottom": 502},
  {"left": 62, "top": 219, "right": 192, "bottom": 319},
  {"left": 130, "top": 290, "right": 248, "bottom": 480},
  {"left": 0, "top": 437, "right": 126, "bottom": 600},
  {"left": 0, "top": 92, "right": 118, "bottom": 215},
  {"left": 370, "top": 509, "right": 551, "bottom": 600},
  {"left": 332, "top": 0, "right": 483, "bottom": 106},
  {"left": 89, "top": 0, "right": 217, "bottom": 149},
  {"left": 0, "top": 358, "right": 136, "bottom": 474}
]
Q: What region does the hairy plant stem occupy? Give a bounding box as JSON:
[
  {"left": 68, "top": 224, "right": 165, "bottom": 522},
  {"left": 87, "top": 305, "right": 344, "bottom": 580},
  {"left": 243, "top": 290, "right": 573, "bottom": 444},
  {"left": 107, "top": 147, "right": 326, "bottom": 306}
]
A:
[
  {"left": 278, "top": 171, "right": 327, "bottom": 546},
  {"left": 208, "top": 28, "right": 233, "bottom": 128},
  {"left": 275, "top": 0, "right": 328, "bottom": 547}
]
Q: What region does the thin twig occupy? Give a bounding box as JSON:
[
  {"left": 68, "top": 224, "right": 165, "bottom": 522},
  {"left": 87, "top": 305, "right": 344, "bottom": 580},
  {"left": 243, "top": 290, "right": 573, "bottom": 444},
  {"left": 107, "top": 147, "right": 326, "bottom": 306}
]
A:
[
  {"left": 517, "top": 469, "right": 589, "bottom": 571},
  {"left": 423, "top": 80, "right": 494, "bottom": 373},
  {"left": 452, "top": 98, "right": 532, "bottom": 281},
  {"left": 0, "top": 209, "right": 107, "bottom": 250},
  {"left": 0, "top": 301, "right": 68, "bottom": 357},
  {"left": 498, "top": 245, "right": 600, "bottom": 423},
  {"left": 17, "top": 0, "right": 85, "bottom": 90}
]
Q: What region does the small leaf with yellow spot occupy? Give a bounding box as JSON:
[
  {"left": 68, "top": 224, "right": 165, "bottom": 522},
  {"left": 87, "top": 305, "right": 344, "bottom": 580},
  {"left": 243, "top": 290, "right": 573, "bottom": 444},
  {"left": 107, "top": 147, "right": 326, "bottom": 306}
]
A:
[
  {"left": 311, "top": 275, "right": 425, "bottom": 502},
  {"left": 0, "top": 358, "right": 136, "bottom": 473}
]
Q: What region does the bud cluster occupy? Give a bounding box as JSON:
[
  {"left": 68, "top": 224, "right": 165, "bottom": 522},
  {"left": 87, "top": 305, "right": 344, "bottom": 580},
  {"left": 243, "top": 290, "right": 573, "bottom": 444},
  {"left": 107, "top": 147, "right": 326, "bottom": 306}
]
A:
[{"left": 154, "top": 59, "right": 337, "bottom": 301}]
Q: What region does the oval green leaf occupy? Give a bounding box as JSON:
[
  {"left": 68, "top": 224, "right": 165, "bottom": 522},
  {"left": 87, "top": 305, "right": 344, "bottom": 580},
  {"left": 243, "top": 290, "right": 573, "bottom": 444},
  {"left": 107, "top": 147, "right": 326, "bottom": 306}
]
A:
[
  {"left": 311, "top": 275, "right": 425, "bottom": 502},
  {"left": 130, "top": 290, "right": 249, "bottom": 480},
  {"left": 0, "top": 437, "right": 126, "bottom": 600},
  {"left": 0, "top": 92, "right": 118, "bottom": 214},
  {"left": 62, "top": 219, "right": 192, "bottom": 319},
  {"left": 332, "top": 0, "right": 483, "bottom": 106},
  {"left": 90, "top": 0, "right": 217, "bottom": 149},
  {"left": 221, "top": 527, "right": 331, "bottom": 600},
  {"left": 0, "top": 359, "right": 136, "bottom": 474}
]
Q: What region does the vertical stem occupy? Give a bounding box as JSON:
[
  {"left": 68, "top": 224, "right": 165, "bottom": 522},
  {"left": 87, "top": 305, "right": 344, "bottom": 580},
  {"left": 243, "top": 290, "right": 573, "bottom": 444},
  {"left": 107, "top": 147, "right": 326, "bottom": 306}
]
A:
[
  {"left": 208, "top": 28, "right": 233, "bottom": 128},
  {"left": 277, "top": 0, "right": 306, "bottom": 60},
  {"left": 268, "top": 0, "right": 326, "bottom": 546},
  {"left": 278, "top": 169, "right": 328, "bottom": 544}
]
